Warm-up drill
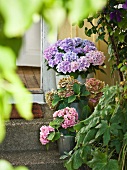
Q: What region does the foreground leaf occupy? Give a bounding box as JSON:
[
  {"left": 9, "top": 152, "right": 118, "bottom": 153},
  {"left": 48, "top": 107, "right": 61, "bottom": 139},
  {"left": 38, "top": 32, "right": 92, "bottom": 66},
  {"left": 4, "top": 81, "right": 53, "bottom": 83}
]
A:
[{"left": 88, "top": 151, "right": 120, "bottom": 170}]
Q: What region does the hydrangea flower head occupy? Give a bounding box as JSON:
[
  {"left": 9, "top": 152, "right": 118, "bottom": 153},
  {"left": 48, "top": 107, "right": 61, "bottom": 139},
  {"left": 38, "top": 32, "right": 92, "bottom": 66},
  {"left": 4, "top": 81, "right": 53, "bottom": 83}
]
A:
[
  {"left": 53, "top": 107, "right": 78, "bottom": 129},
  {"left": 40, "top": 125, "right": 55, "bottom": 145},
  {"left": 44, "top": 37, "right": 105, "bottom": 76}
]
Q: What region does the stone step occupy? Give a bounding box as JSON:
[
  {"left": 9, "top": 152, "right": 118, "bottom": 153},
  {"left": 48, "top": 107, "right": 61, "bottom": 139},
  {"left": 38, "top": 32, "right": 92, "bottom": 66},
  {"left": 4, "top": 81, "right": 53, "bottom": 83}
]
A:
[
  {"left": 0, "top": 119, "right": 57, "bottom": 152},
  {"left": 0, "top": 150, "right": 66, "bottom": 170}
]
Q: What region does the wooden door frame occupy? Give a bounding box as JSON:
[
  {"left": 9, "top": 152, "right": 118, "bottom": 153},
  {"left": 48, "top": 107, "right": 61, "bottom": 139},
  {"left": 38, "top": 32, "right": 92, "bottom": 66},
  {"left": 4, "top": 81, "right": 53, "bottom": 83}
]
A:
[{"left": 34, "top": 20, "right": 57, "bottom": 103}]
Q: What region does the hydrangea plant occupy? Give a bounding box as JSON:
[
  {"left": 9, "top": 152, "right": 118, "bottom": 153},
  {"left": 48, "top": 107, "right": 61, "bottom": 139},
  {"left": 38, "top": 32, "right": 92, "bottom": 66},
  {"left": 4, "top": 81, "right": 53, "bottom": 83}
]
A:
[
  {"left": 45, "top": 76, "right": 91, "bottom": 120},
  {"left": 40, "top": 107, "right": 78, "bottom": 148},
  {"left": 44, "top": 37, "right": 106, "bottom": 78}
]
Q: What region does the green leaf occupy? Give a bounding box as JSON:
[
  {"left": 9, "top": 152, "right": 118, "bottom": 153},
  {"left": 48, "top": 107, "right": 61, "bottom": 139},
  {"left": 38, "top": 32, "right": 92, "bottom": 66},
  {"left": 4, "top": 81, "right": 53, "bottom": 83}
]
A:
[
  {"left": 80, "top": 85, "right": 86, "bottom": 94},
  {"left": 68, "top": 95, "right": 76, "bottom": 103},
  {"left": 110, "top": 139, "right": 122, "bottom": 153},
  {"left": 76, "top": 130, "right": 86, "bottom": 147},
  {"left": 15, "top": 166, "right": 29, "bottom": 170},
  {"left": 52, "top": 132, "right": 61, "bottom": 141},
  {"left": 108, "top": 44, "right": 112, "bottom": 55},
  {"left": 83, "top": 128, "right": 97, "bottom": 144},
  {"left": 88, "top": 151, "right": 120, "bottom": 170},
  {"left": 88, "top": 150, "right": 107, "bottom": 169},
  {"left": 73, "top": 83, "right": 80, "bottom": 94},
  {"left": 110, "top": 123, "right": 121, "bottom": 136},
  {"left": 49, "top": 117, "right": 64, "bottom": 128},
  {"left": 123, "top": 132, "right": 127, "bottom": 144},
  {"left": 74, "top": 122, "right": 84, "bottom": 131},
  {"left": 119, "top": 34, "right": 124, "bottom": 43},
  {"left": 103, "top": 160, "right": 120, "bottom": 170},
  {"left": 80, "top": 145, "right": 92, "bottom": 163},
  {"left": 60, "top": 154, "right": 69, "bottom": 160},
  {"left": 0, "top": 46, "right": 16, "bottom": 71},
  {"left": 95, "top": 120, "right": 109, "bottom": 139},
  {"left": 118, "top": 63, "right": 123, "bottom": 69},
  {"left": 73, "top": 150, "right": 83, "bottom": 169},
  {"left": 0, "top": 159, "right": 13, "bottom": 170},
  {"left": 82, "top": 105, "right": 91, "bottom": 119},
  {"left": 64, "top": 157, "right": 74, "bottom": 170},
  {"left": 120, "top": 65, "right": 127, "bottom": 72},
  {"left": 81, "top": 90, "right": 90, "bottom": 96},
  {"left": 52, "top": 95, "right": 61, "bottom": 106},
  {"left": 0, "top": 0, "right": 43, "bottom": 37},
  {"left": 85, "top": 117, "right": 100, "bottom": 131},
  {"left": 11, "top": 85, "right": 33, "bottom": 120},
  {"left": 78, "top": 20, "right": 84, "bottom": 28},
  {"left": 103, "top": 127, "right": 110, "bottom": 146},
  {"left": 58, "top": 102, "right": 69, "bottom": 109},
  {"left": 0, "top": 114, "right": 6, "bottom": 143},
  {"left": 47, "top": 131, "right": 55, "bottom": 140}
]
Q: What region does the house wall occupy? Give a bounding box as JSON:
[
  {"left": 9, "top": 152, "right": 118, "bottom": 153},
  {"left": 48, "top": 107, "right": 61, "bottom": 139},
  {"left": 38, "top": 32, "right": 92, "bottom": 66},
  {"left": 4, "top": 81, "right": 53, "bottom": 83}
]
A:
[{"left": 58, "top": 20, "right": 119, "bottom": 85}]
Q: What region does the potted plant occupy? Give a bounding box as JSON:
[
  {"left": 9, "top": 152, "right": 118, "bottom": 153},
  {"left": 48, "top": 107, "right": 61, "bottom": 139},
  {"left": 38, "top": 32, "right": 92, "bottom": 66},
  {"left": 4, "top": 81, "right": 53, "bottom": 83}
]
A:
[
  {"left": 40, "top": 107, "right": 78, "bottom": 155},
  {"left": 44, "top": 37, "right": 106, "bottom": 79},
  {"left": 45, "top": 76, "right": 91, "bottom": 120},
  {"left": 45, "top": 76, "right": 105, "bottom": 120}
]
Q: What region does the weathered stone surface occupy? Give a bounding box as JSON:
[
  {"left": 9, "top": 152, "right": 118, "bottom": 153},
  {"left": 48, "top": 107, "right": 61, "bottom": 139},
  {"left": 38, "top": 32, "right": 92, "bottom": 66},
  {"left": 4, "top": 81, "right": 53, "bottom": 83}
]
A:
[
  {"left": 0, "top": 104, "right": 67, "bottom": 170},
  {"left": 0, "top": 119, "right": 56, "bottom": 152},
  {"left": 0, "top": 150, "right": 66, "bottom": 170}
]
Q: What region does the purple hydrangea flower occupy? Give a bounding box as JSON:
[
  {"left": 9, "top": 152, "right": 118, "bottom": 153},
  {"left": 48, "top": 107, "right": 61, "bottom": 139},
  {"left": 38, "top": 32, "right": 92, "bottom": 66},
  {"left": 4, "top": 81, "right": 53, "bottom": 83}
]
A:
[
  {"left": 110, "top": 10, "right": 122, "bottom": 22},
  {"left": 73, "top": 47, "right": 83, "bottom": 54},
  {"left": 63, "top": 51, "right": 79, "bottom": 62},
  {"left": 77, "top": 57, "right": 90, "bottom": 71},
  {"left": 59, "top": 38, "right": 75, "bottom": 52},
  {"left": 71, "top": 61, "right": 79, "bottom": 72},
  {"left": 82, "top": 39, "right": 96, "bottom": 47},
  {"left": 48, "top": 59, "right": 56, "bottom": 68},
  {"left": 44, "top": 44, "right": 58, "bottom": 60},
  {"left": 54, "top": 53, "right": 63, "bottom": 64},
  {"left": 57, "top": 61, "right": 71, "bottom": 74},
  {"left": 73, "top": 37, "right": 83, "bottom": 47},
  {"left": 86, "top": 51, "right": 105, "bottom": 66},
  {"left": 44, "top": 37, "right": 106, "bottom": 75},
  {"left": 82, "top": 45, "right": 97, "bottom": 54},
  {"left": 123, "top": 0, "right": 127, "bottom": 9}
]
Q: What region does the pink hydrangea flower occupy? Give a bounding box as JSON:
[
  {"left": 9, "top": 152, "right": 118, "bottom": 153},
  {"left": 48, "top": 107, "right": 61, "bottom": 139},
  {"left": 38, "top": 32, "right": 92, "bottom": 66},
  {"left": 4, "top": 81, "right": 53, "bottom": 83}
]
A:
[
  {"left": 53, "top": 107, "right": 78, "bottom": 129},
  {"left": 40, "top": 125, "right": 55, "bottom": 145}
]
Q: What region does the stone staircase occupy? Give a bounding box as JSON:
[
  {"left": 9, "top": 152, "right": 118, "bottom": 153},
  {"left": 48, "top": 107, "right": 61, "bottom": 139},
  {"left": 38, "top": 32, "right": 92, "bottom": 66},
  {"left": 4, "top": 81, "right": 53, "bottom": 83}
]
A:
[{"left": 0, "top": 105, "right": 66, "bottom": 170}]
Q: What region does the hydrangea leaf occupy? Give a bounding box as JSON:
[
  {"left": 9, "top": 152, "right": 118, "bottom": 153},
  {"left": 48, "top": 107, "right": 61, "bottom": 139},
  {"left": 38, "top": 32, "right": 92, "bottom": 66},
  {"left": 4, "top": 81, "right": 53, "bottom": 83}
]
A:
[
  {"left": 47, "top": 131, "right": 55, "bottom": 141},
  {"left": 73, "top": 83, "right": 80, "bottom": 95},
  {"left": 52, "top": 132, "right": 61, "bottom": 142},
  {"left": 68, "top": 95, "right": 76, "bottom": 103}
]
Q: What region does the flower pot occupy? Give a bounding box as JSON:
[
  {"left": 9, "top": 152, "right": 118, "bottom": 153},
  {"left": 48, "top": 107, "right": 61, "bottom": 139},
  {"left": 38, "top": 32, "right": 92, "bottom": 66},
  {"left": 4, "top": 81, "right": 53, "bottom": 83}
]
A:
[
  {"left": 70, "top": 102, "right": 82, "bottom": 120},
  {"left": 57, "top": 135, "right": 75, "bottom": 156},
  {"left": 77, "top": 73, "right": 94, "bottom": 84},
  {"left": 70, "top": 102, "right": 87, "bottom": 120}
]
